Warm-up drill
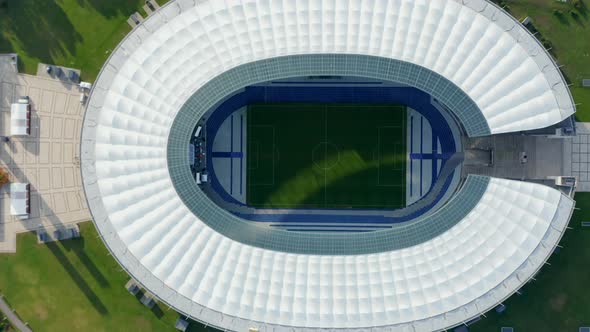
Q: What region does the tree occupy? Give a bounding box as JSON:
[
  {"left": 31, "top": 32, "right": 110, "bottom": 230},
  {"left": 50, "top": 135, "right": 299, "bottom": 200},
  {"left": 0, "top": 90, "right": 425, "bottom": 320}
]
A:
[
  {"left": 0, "top": 316, "right": 11, "bottom": 331},
  {"left": 0, "top": 168, "right": 9, "bottom": 187}
]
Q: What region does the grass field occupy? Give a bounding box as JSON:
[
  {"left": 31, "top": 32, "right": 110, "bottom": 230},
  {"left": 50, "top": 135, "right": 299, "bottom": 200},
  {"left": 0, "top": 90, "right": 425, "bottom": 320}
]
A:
[
  {"left": 500, "top": 0, "right": 590, "bottom": 121},
  {"left": 471, "top": 192, "right": 590, "bottom": 332},
  {"left": 0, "top": 0, "right": 587, "bottom": 330},
  {"left": 0, "top": 0, "right": 168, "bottom": 81},
  {"left": 247, "top": 103, "right": 406, "bottom": 209},
  {"left": 0, "top": 222, "right": 213, "bottom": 332}
]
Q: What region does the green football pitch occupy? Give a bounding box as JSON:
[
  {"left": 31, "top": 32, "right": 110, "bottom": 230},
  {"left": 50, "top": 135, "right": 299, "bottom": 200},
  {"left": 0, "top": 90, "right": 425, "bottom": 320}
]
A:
[{"left": 246, "top": 103, "right": 407, "bottom": 209}]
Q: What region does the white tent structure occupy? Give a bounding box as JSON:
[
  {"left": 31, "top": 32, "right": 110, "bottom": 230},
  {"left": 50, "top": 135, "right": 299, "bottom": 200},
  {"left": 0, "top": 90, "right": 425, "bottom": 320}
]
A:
[
  {"left": 10, "top": 183, "right": 30, "bottom": 220},
  {"left": 10, "top": 101, "right": 30, "bottom": 136},
  {"left": 80, "top": 0, "right": 576, "bottom": 331}
]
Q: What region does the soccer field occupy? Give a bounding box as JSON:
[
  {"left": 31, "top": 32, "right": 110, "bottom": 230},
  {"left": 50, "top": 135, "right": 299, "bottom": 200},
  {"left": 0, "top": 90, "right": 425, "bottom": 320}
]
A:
[{"left": 247, "top": 103, "right": 406, "bottom": 209}]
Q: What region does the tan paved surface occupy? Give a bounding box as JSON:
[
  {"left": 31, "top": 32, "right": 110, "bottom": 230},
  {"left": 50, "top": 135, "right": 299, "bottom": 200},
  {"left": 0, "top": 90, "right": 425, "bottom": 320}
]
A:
[
  {"left": 0, "top": 55, "right": 89, "bottom": 252},
  {"left": 569, "top": 122, "right": 590, "bottom": 192}
]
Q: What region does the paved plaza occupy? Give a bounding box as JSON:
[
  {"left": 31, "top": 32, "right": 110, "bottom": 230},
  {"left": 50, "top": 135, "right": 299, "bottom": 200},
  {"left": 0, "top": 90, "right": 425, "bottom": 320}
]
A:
[
  {"left": 0, "top": 55, "right": 89, "bottom": 252},
  {"left": 569, "top": 123, "right": 590, "bottom": 192}
]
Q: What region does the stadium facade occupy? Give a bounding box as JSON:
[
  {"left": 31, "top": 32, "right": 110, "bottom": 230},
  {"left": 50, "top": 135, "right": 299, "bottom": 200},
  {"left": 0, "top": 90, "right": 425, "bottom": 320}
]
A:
[{"left": 81, "top": 0, "right": 577, "bottom": 331}]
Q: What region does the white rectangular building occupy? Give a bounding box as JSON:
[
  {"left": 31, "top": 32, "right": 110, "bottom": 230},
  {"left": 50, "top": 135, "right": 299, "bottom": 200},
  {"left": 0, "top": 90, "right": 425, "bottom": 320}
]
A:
[
  {"left": 10, "top": 183, "right": 30, "bottom": 219},
  {"left": 10, "top": 101, "right": 30, "bottom": 136}
]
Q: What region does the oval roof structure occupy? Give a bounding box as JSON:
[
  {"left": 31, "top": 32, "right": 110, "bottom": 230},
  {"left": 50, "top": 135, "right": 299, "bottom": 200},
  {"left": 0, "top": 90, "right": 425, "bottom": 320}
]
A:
[{"left": 81, "top": 0, "right": 576, "bottom": 331}]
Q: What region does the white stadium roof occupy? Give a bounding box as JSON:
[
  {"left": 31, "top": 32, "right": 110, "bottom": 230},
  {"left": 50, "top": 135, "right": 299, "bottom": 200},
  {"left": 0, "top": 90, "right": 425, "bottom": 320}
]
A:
[{"left": 81, "top": 0, "right": 576, "bottom": 331}]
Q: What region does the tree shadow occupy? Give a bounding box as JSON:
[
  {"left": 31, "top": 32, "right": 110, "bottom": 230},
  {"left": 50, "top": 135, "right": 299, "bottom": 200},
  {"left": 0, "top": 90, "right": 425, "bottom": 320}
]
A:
[
  {"left": 45, "top": 241, "right": 109, "bottom": 315},
  {"left": 0, "top": 92, "right": 112, "bottom": 318},
  {"left": 570, "top": 12, "right": 586, "bottom": 26},
  {"left": 61, "top": 236, "right": 111, "bottom": 289},
  {"left": 554, "top": 12, "right": 571, "bottom": 26},
  {"left": 575, "top": 0, "right": 588, "bottom": 19},
  {"left": 0, "top": 18, "right": 12, "bottom": 52},
  {"left": 0, "top": 0, "right": 82, "bottom": 65},
  {"left": 75, "top": 0, "right": 143, "bottom": 19}
]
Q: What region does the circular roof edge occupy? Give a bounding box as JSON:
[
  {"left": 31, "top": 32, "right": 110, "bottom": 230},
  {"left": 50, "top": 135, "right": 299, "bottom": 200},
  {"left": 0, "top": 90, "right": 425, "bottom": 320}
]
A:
[{"left": 80, "top": 0, "right": 577, "bottom": 330}]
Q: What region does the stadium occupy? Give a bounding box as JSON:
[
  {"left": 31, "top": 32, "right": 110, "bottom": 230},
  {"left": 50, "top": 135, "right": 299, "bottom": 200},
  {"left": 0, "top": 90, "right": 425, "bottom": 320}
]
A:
[{"left": 81, "top": 0, "right": 577, "bottom": 331}]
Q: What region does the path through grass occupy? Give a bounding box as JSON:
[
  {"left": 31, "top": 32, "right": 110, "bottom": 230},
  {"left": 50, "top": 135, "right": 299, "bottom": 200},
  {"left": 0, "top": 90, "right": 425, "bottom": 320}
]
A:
[{"left": 0, "top": 222, "right": 213, "bottom": 332}]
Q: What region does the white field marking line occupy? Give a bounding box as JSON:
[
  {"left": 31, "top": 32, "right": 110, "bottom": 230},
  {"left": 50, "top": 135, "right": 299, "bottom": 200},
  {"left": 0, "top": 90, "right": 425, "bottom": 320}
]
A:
[
  {"left": 257, "top": 200, "right": 404, "bottom": 208},
  {"left": 272, "top": 125, "right": 275, "bottom": 186},
  {"left": 398, "top": 107, "right": 407, "bottom": 193},
  {"left": 394, "top": 144, "right": 399, "bottom": 171},
  {"left": 336, "top": 105, "right": 406, "bottom": 110},
  {"left": 395, "top": 107, "right": 407, "bottom": 170},
  {"left": 402, "top": 107, "right": 407, "bottom": 192},
  {"left": 324, "top": 106, "right": 327, "bottom": 208},
  {"left": 311, "top": 142, "right": 341, "bottom": 171},
  {"left": 248, "top": 125, "right": 275, "bottom": 186},
  {"left": 248, "top": 141, "right": 260, "bottom": 170},
  {"left": 406, "top": 108, "right": 413, "bottom": 205},
  {"left": 365, "top": 108, "right": 402, "bottom": 186},
  {"left": 247, "top": 106, "right": 278, "bottom": 185},
  {"left": 259, "top": 204, "right": 403, "bottom": 208},
  {"left": 377, "top": 125, "right": 404, "bottom": 186},
  {"left": 329, "top": 105, "right": 401, "bottom": 195},
  {"left": 377, "top": 126, "right": 381, "bottom": 186}
]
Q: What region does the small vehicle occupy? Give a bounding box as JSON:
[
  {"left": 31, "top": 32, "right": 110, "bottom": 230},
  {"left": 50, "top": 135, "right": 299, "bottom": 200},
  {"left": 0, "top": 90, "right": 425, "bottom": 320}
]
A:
[{"left": 79, "top": 81, "right": 93, "bottom": 90}]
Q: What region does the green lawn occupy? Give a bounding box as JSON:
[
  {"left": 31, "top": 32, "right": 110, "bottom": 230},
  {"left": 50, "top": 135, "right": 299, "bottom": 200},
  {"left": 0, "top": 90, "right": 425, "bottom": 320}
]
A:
[
  {"left": 466, "top": 3, "right": 590, "bottom": 326},
  {"left": 471, "top": 192, "right": 590, "bottom": 331},
  {"left": 0, "top": 0, "right": 168, "bottom": 81},
  {"left": 501, "top": 0, "right": 590, "bottom": 120},
  {"left": 0, "top": 222, "right": 214, "bottom": 332},
  {"left": 0, "top": 210, "right": 585, "bottom": 331},
  {"left": 0, "top": 0, "right": 588, "bottom": 330},
  {"left": 247, "top": 103, "right": 406, "bottom": 209}
]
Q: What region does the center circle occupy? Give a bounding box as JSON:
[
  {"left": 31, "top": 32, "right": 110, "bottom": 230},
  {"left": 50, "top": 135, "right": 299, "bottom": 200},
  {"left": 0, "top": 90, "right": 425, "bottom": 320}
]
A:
[{"left": 312, "top": 142, "right": 340, "bottom": 170}]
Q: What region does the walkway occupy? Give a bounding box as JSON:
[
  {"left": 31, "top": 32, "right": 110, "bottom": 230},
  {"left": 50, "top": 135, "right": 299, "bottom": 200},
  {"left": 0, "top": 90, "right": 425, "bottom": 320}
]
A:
[
  {"left": 0, "top": 294, "right": 32, "bottom": 332},
  {"left": 463, "top": 134, "right": 564, "bottom": 178},
  {"left": 568, "top": 122, "right": 590, "bottom": 191}
]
